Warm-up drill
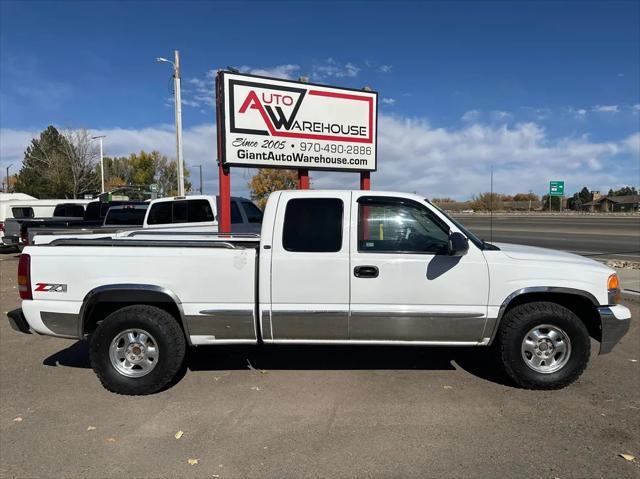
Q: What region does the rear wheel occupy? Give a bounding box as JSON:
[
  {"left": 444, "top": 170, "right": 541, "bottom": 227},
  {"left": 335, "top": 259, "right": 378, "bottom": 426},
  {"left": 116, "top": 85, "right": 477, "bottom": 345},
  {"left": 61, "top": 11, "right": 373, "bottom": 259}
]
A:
[
  {"left": 89, "top": 305, "right": 186, "bottom": 395},
  {"left": 497, "top": 301, "right": 590, "bottom": 390}
]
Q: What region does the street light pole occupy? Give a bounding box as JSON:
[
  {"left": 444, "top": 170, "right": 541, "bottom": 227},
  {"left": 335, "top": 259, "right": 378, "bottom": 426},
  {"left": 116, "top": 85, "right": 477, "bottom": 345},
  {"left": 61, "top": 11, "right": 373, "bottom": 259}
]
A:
[
  {"left": 173, "top": 51, "right": 185, "bottom": 196},
  {"left": 91, "top": 136, "right": 106, "bottom": 193},
  {"left": 196, "top": 164, "right": 203, "bottom": 194},
  {"left": 5, "top": 164, "right": 12, "bottom": 193},
  {"left": 157, "top": 51, "right": 185, "bottom": 196}
]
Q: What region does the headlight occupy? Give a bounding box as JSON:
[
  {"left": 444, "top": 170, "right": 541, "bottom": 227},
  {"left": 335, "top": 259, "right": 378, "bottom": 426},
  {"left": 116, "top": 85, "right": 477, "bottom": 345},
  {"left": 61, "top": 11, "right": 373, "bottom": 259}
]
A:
[{"left": 608, "top": 273, "right": 621, "bottom": 304}]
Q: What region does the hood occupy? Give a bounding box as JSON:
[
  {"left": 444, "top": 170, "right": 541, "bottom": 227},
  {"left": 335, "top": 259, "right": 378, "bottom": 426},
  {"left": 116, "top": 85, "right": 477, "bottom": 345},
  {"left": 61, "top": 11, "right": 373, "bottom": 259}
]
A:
[{"left": 492, "top": 242, "right": 612, "bottom": 271}]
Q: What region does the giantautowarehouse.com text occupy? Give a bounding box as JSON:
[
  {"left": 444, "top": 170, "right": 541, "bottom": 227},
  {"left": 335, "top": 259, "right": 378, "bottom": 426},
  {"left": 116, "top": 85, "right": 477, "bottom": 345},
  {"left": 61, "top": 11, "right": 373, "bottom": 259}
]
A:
[{"left": 237, "top": 149, "right": 369, "bottom": 166}]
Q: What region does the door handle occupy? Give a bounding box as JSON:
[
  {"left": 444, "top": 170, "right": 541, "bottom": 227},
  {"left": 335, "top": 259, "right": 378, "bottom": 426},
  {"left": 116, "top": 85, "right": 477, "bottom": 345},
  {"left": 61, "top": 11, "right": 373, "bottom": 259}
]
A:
[{"left": 354, "top": 265, "right": 379, "bottom": 278}]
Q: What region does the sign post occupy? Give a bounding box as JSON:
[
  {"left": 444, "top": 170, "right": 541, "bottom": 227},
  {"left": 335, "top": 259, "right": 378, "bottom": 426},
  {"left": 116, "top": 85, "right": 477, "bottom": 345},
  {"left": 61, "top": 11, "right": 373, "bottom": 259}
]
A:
[
  {"left": 215, "top": 71, "right": 378, "bottom": 231},
  {"left": 549, "top": 180, "right": 565, "bottom": 212}
]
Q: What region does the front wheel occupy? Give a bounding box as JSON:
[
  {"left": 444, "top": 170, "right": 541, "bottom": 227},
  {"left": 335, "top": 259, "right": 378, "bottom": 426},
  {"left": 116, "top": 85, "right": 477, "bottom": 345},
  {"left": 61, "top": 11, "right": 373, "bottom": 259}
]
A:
[
  {"left": 497, "top": 301, "right": 590, "bottom": 390},
  {"left": 89, "top": 305, "right": 186, "bottom": 395}
]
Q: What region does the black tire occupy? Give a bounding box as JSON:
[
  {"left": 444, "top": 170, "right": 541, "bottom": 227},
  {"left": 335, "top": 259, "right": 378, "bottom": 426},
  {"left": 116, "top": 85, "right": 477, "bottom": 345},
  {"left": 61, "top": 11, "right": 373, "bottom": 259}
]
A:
[
  {"left": 497, "top": 301, "right": 590, "bottom": 390},
  {"left": 89, "top": 305, "right": 186, "bottom": 395}
]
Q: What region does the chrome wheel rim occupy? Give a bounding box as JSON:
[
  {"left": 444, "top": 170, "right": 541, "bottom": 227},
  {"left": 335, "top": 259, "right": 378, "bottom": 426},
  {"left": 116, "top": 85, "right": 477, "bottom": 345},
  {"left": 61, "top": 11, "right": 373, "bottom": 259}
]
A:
[
  {"left": 109, "top": 329, "right": 159, "bottom": 378},
  {"left": 521, "top": 324, "right": 571, "bottom": 374}
]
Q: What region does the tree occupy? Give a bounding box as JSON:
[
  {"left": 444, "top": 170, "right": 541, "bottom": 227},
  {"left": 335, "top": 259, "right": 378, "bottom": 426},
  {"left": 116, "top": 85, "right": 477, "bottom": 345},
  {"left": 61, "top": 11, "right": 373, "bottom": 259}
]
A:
[
  {"left": 567, "top": 193, "right": 582, "bottom": 211},
  {"left": 608, "top": 186, "right": 638, "bottom": 197},
  {"left": 60, "top": 129, "right": 100, "bottom": 198},
  {"left": 249, "top": 169, "right": 299, "bottom": 209},
  {"left": 100, "top": 150, "right": 190, "bottom": 196},
  {"left": 513, "top": 192, "right": 539, "bottom": 201},
  {"left": 470, "top": 192, "right": 503, "bottom": 211},
  {"left": 14, "top": 126, "right": 70, "bottom": 198},
  {"left": 578, "top": 187, "right": 591, "bottom": 204}
]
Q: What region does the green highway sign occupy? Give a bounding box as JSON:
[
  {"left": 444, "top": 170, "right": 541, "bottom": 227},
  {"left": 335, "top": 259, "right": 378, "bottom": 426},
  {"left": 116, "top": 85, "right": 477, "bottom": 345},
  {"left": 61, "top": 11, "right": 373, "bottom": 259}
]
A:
[{"left": 549, "top": 180, "right": 565, "bottom": 196}]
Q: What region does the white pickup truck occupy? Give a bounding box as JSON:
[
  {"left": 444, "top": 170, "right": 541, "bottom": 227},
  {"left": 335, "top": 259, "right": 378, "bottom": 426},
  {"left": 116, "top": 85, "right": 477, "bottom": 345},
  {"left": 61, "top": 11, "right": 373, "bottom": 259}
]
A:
[{"left": 7, "top": 190, "right": 631, "bottom": 395}]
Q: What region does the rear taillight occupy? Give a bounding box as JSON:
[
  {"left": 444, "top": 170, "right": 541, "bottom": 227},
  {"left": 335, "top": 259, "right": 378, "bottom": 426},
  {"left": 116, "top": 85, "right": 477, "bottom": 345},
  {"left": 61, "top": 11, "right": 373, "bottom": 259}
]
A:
[
  {"left": 18, "top": 254, "right": 32, "bottom": 300},
  {"left": 0, "top": 222, "right": 4, "bottom": 233}
]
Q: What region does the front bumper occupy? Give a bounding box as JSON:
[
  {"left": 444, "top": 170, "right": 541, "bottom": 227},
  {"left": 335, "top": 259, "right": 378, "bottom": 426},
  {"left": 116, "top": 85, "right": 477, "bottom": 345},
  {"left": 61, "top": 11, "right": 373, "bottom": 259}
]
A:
[
  {"left": 7, "top": 308, "right": 32, "bottom": 334},
  {"left": 598, "top": 305, "right": 631, "bottom": 354}
]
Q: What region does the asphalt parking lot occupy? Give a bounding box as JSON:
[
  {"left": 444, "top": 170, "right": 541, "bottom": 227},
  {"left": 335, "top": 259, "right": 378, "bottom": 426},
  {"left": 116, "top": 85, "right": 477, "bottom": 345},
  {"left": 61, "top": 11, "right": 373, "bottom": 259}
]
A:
[{"left": 1, "top": 252, "right": 639, "bottom": 478}]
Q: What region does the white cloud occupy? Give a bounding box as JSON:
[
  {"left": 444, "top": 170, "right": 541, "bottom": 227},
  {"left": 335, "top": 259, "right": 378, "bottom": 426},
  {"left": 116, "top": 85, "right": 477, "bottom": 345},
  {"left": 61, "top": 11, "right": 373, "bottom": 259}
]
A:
[
  {"left": 381, "top": 98, "right": 396, "bottom": 105},
  {"left": 378, "top": 64, "right": 392, "bottom": 73},
  {"left": 182, "top": 65, "right": 302, "bottom": 111},
  {"left": 2, "top": 117, "right": 637, "bottom": 199},
  {"left": 573, "top": 108, "right": 588, "bottom": 118},
  {"left": 238, "top": 64, "right": 301, "bottom": 80},
  {"left": 490, "top": 110, "right": 512, "bottom": 122},
  {"left": 592, "top": 104, "right": 619, "bottom": 113},
  {"left": 312, "top": 58, "right": 360, "bottom": 80},
  {"left": 461, "top": 110, "right": 479, "bottom": 122}
]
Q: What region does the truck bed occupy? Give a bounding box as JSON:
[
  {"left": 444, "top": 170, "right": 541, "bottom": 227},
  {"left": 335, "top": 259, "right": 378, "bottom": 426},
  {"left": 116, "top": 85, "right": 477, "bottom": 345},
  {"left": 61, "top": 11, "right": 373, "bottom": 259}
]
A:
[{"left": 24, "top": 233, "right": 261, "bottom": 345}]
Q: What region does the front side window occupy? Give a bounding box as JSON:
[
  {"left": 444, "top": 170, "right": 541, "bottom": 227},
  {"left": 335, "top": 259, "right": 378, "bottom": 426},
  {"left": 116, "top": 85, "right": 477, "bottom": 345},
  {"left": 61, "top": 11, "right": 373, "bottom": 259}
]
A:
[
  {"left": 282, "top": 198, "right": 343, "bottom": 252},
  {"left": 230, "top": 202, "right": 243, "bottom": 224},
  {"left": 358, "top": 198, "right": 449, "bottom": 254}
]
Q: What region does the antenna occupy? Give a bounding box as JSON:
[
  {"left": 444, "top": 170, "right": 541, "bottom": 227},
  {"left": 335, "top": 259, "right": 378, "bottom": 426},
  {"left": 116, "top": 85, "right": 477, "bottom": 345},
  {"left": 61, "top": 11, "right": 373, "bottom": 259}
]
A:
[{"left": 490, "top": 165, "right": 494, "bottom": 243}]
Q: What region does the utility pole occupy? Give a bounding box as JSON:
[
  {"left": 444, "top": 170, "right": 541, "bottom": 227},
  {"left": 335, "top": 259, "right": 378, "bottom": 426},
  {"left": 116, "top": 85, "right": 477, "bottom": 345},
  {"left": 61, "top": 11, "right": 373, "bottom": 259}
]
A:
[
  {"left": 91, "top": 136, "right": 106, "bottom": 193},
  {"left": 157, "top": 51, "right": 185, "bottom": 196},
  {"left": 196, "top": 164, "right": 203, "bottom": 194},
  {"left": 5, "top": 164, "right": 12, "bottom": 193}
]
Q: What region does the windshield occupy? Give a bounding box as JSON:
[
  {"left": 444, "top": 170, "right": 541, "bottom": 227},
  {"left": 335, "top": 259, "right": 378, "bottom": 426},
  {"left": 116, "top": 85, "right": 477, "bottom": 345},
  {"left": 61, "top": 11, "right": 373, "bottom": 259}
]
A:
[{"left": 425, "top": 199, "right": 488, "bottom": 250}]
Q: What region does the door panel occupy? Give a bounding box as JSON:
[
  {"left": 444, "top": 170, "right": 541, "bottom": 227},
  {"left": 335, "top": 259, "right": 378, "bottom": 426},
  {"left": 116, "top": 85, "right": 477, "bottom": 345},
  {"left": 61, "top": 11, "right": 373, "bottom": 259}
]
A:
[
  {"left": 270, "top": 192, "right": 351, "bottom": 340},
  {"left": 349, "top": 195, "right": 489, "bottom": 342}
]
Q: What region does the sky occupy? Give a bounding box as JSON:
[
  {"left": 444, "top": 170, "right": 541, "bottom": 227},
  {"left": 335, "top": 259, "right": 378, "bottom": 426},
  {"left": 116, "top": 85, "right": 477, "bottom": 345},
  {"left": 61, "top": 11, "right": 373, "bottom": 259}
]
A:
[{"left": 1, "top": 0, "right": 639, "bottom": 199}]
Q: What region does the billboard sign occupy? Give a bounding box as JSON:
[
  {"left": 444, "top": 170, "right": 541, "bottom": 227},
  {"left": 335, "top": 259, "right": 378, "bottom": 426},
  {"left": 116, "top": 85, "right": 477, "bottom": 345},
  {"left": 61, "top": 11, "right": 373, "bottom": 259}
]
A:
[
  {"left": 549, "top": 180, "right": 565, "bottom": 196},
  {"left": 219, "top": 72, "right": 377, "bottom": 172}
]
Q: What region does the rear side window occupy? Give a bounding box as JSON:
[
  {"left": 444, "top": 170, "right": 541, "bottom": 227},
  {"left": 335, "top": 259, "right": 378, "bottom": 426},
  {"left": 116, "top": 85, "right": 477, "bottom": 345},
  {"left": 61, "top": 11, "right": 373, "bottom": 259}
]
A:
[
  {"left": 242, "top": 201, "right": 263, "bottom": 223},
  {"left": 53, "top": 204, "right": 85, "bottom": 217},
  {"left": 188, "top": 200, "right": 215, "bottom": 222},
  {"left": 11, "top": 207, "right": 34, "bottom": 219},
  {"left": 104, "top": 208, "right": 147, "bottom": 225},
  {"left": 172, "top": 201, "right": 188, "bottom": 223},
  {"left": 147, "top": 202, "right": 172, "bottom": 224},
  {"left": 148, "top": 199, "right": 216, "bottom": 225},
  {"left": 282, "top": 198, "right": 343, "bottom": 252}
]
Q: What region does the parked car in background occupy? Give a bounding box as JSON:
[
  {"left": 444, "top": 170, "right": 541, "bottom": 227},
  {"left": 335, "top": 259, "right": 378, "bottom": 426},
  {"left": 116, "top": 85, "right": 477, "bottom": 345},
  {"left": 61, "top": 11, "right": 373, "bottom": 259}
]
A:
[
  {"left": 18, "top": 200, "right": 146, "bottom": 246},
  {"left": 143, "top": 195, "right": 262, "bottom": 234},
  {"left": 1, "top": 195, "right": 91, "bottom": 250},
  {"left": 29, "top": 195, "right": 263, "bottom": 245}
]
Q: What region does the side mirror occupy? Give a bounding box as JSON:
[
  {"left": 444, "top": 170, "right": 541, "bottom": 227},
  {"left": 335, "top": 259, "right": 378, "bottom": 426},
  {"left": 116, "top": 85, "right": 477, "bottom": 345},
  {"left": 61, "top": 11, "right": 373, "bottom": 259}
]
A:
[{"left": 448, "top": 231, "right": 469, "bottom": 257}]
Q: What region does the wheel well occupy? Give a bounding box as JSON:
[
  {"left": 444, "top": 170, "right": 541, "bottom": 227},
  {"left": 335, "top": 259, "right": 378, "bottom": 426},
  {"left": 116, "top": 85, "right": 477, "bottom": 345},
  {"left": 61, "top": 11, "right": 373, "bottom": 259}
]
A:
[
  {"left": 81, "top": 289, "right": 185, "bottom": 338},
  {"left": 502, "top": 293, "right": 601, "bottom": 341}
]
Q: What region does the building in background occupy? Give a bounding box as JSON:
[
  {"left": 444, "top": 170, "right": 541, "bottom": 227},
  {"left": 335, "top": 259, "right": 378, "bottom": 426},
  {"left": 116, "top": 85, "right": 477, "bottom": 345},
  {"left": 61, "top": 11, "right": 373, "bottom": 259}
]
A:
[{"left": 583, "top": 194, "right": 640, "bottom": 212}]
